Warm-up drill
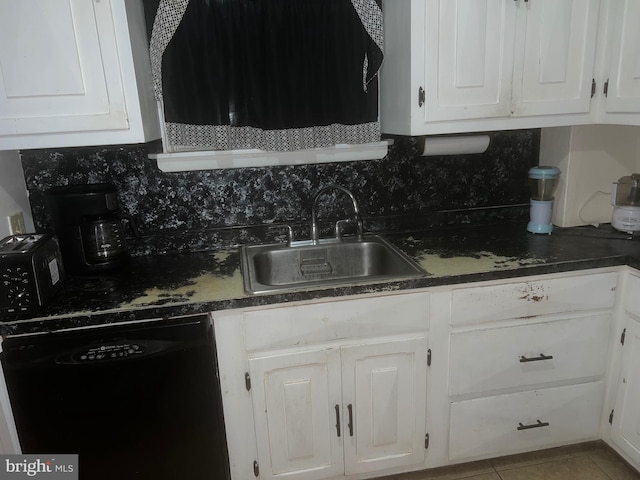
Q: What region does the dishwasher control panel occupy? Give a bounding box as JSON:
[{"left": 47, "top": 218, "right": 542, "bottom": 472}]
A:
[
  {"left": 56, "top": 340, "right": 171, "bottom": 365},
  {"left": 76, "top": 343, "right": 143, "bottom": 362}
]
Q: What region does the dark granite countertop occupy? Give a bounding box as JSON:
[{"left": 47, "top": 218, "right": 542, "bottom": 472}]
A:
[{"left": 3, "top": 222, "right": 639, "bottom": 336}]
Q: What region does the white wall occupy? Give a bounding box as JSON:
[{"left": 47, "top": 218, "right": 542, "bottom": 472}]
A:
[
  {"left": 540, "top": 125, "right": 640, "bottom": 227},
  {"left": 0, "top": 150, "right": 34, "bottom": 238}
]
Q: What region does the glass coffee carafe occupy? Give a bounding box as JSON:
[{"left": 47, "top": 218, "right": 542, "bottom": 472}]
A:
[{"left": 80, "top": 216, "right": 128, "bottom": 264}]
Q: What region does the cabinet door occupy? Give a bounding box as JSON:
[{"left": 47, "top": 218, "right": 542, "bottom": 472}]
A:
[
  {"left": 610, "top": 317, "right": 640, "bottom": 464},
  {"left": 249, "top": 349, "right": 344, "bottom": 480},
  {"left": 341, "top": 336, "right": 427, "bottom": 475},
  {"left": 602, "top": 0, "right": 640, "bottom": 114},
  {"left": 424, "top": 0, "right": 517, "bottom": 122},
  {"left": 512, "top": 0, "right": 599, "bottom": 117},
  {"left": 0, "top": 0, "right": 129, "bottom": 136}
]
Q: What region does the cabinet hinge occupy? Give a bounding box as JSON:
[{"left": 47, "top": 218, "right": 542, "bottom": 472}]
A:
[
  {"left": 418, "top": 86, "right": 425, "bottom": 107},
  {"left": 425, "top": 433, "right": 430, "bottom": 449},
  {"left": 609, "top": 409, "right": 614, "bottom": 424},
  {"left": 245, "top": 372, "right": 251, "bottom": 391},
  {"left": 253, "top": 460, "right": 259, "bottom": 477},
  {"left": 591, "top": 79, "right": 596, "bottom": 98},
  {"left": 427, "top": 348, "right": 432, "bottom": 367},
  {"left": 604, "top": 78, "right": 609, "bottom": 97},
  {"left": 621, "top": 328, "right": 626, "bottom": 346}
]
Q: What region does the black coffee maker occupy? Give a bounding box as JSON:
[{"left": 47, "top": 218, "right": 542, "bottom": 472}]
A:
[{"left": 45, "top": 183, "right": 137, "bottom": 276}]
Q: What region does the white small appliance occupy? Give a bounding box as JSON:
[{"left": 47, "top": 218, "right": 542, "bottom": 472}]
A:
[
  {"left": 611, "top": 174, "right": 640, "bottom": 233},
  {"left": 527, "top": 166, "right": 560, "bottom": 234}
]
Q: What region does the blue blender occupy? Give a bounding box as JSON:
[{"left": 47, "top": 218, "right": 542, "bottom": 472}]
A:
[{"left": 527, "top": 166, "right": 561, "bottom": 234}]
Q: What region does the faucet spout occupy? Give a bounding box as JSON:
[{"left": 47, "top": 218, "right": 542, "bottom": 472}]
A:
[{"left": 310, "top": 185, "right": 363, "bottom": 244}]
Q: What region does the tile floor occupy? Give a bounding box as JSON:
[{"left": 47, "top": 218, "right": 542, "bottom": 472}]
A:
[{"left": 376, "top": 442, "right": 640, "bottom": 480}]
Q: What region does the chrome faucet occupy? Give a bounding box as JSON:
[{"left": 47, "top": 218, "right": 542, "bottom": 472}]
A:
[{"left": 310, "top": 185, "right": 364, "bottom": 243}]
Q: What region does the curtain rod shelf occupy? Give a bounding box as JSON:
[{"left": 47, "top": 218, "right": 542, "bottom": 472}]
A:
[{"left": 150, "top": 141, "right": 389, "bottom": 172}]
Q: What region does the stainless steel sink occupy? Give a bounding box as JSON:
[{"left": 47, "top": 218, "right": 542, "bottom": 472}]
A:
[{"left": 240, "top": 235, "right": 425, "bottom": 294}]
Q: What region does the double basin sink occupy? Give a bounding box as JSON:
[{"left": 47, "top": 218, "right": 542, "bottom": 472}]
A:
[{"left": 241, "top": 235, "right": 425, "bottom": 294}]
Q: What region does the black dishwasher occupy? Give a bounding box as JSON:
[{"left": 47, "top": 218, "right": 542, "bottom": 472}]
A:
[{"left": 0, "top": 315, "right": 230, "bottom": 480}]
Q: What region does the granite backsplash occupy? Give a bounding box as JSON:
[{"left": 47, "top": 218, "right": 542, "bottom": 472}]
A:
[{"left": 20, "top": 130, "right": 539, "bottom": 255}]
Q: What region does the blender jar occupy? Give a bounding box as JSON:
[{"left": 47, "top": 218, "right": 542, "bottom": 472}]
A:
[
  {"left": 527, "top": 166, "right": 560, "bottom": 234},
  {"left": 529, "top": 166, "right": 560, "bottom": 201}
]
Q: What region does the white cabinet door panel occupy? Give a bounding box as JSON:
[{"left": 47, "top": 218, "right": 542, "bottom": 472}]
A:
[
  {"left": 604, "top": 0, "right": 640, "bottom": 114},
  {"left": 425, "top": 0, "right": 517, "bottom": 121},
  {"left": 450, "top": 381, "right": 605, "bottom": 461},
  {"left": 249, "top": 349, "right": 344, "bottom": 480},
  {"left": 341, "top": 337, "right": 427, "bottom": 475},
  {"left": 513, "top": 0, "right": 599, "bottom": 116},
  {"left": 449, "top": 314, "right": 611, "bottom": 396},
  {"left": 624, "top": 274, "right": 640, "bottom": 317},
  {"left": 610, "top": 317, "right": 640, "bottom": 463},
  {"left": 0, "top": 0, "right": 128, "bottom": 136}
]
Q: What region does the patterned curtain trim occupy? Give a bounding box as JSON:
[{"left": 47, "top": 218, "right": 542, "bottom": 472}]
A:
[
  {"left": 149, "top": 0, "right": 190, "bottom": 101},
  {"left": 351, "top": 0, "right": 384, "bottom": 91},
  {"left": 350, "top": 0, "right": 384, "bottom": 52},
  {"left": 164, "top": 122, "right": 381, "bottom": 152}
]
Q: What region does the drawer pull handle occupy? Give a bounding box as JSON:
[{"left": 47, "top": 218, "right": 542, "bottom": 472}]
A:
[
  {"left": 335, "top": 405, "right": 341, "bottom": 437},
  {"left": 517, "top": 419, "right": 550, "bottom": 431},
  {"left": 519, "top": 353, "right": 553, "bottom": 363}
]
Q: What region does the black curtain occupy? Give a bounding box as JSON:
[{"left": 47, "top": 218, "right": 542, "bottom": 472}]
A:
[{"left": 148, "top": 0, "right": 383, "bottom": 152}]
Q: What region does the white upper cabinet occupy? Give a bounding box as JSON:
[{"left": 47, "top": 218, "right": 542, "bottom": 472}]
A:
[
  {"left": 0, "top": 0, "right": 159, "bottom": 150},
  {"left": 598, "top": 0, "right": 640, "bottom": 122},
  {"left": 380, "top": 0, "right": 601, "bottom": 135},
  {"left": 512, "top": 0, "right": 599, "bottom": 117},
  {"left": 428, "top": 0, "right": 598, "bottom": 120},
  {"left": 423, "top": 0, "right": 517, "bottom": 122}
]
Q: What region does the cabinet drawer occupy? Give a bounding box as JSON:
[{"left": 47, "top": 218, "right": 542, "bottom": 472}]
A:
[
  {"left": 243, "top": 292, "right": 429, "bottom": 351},
  {"left": 449, "top": 381, "right": 604, "bottom": 461},
  {"left": 449, "top": 314, "right": 611, "bottom": 396},
  {"left": 451, "top": 272, "right": 617, "bottom": 326}
]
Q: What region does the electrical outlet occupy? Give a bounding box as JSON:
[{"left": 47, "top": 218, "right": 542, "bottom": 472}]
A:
[{"left": 8, "top": 212, "right": 26, "bottom": 235}]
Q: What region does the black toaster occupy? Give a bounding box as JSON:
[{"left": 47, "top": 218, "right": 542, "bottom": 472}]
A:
[{"left": 0, "top": 234, "right": 65, "bottom": 315}]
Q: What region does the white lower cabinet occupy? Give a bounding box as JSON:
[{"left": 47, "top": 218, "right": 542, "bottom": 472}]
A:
[
  {"left": 448, "top": 270, "right": 617, "bottom": 464},
  {"left": 249, "top": 336, "right": 428, "bottom": 480},
  {"left": 213, "top": 292, "right": 431, "bottom": 480},
  {"left": 609, "top": 317, "right": 640, "bottom": 465},
  {"left": 608, "top": 273, "right": 640, "bottom": 469},
  {"left": 213, "top": 269, "right": 637, "bottom": 479}
]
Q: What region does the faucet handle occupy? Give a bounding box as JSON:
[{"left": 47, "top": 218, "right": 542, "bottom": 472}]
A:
[
  {"left": 335, "top": 219, "right": 364, "bottom": 241},
  {"left": 334, "top": 219, "right": 350, "bottom": 240},
  {"left": 267, "top": 224, "right": 295, "bottom": 246}
]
